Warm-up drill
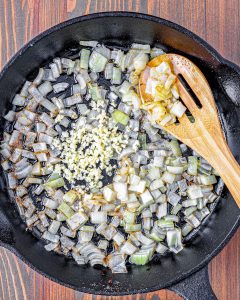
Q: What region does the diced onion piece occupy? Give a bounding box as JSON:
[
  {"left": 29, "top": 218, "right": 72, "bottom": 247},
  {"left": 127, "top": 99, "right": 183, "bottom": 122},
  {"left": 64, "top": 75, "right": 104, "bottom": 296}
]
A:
[
  {"left": 53, "top": 82, "right": 69, "bottom": 93},
  {"left": 63, "top": 190, "right": 78, "bottom": 205},
  {"left": 165, "top": 74, "right": 176, "bottom": 90},
  {"left": 107, "top": 253, "right": 127, "bottom": 273},
  {"left": 104, "top": 63, "right": 113, "bottom": 80},
  {"left": 7, "top": 173, "right": 17, "bottom": 189},
  {"left": 140, "top": 189, "right": 154, "bottom": 206},
  {"left": 156, "top": 243, "right": 168, "bottom": 254},
  {"left": 42, "top": 231, "right": 59, "bottom": 243},
  {"left": 159, "top": 114, "right": 172, "bottom": 126},
  {"left": 113, "top": 232, "right": 125, "bottom": 246},
  {"left": 119, "top": 81, "right": 131, "bottom": 95},
  {"left": 168, "top": 192, "right": 181, "bottom": 206},
  {"left": 156, "top": 203, "right": 167, "bottom": 219},
  {"left": 199, "top": 175, "right": 217, "bottom": 185},
  {"left": 131, "top": 43, "right": 151, "bottom": 53},
  {"left": 80, "top": 49, "right": 90, "bottom": 69},
  {"left": 64, "top": 94, "right": 82, "bottom": 107},
  {"left": 151, "top": 47, "right": 165, "bottom": 58},
  {"left": 167, "top": 229, "right": 183, "bottom": 253},
  {"left": 15, "top": 164, "right": 33, "bottom": 179},
  {"left": 133, "top": 53, "right": 149, "bottom": 72},
  {"left": 89, "top": 51, "right": 108, "bottom": 73},
  {"left": 39, "top": 112, "right": 54, "bottom": 127},
  {"left": 43, "top": 197, "right": 58, "bottom": 209},
  {"left": 44, "top": 176, "right": 65, "bottom": 189},
  {"left": 90, "top": 212, "right": 107, "bottom": 224},
  {"left": 187, "top": 185, "right": 203, "bottom": 199},
  {"left": 188, "top": 156, "right": 198, "bottom": 175},
  {"left": 112, "top": 110, "right": 129, "bottom": 126},
  {"left": 12, "top": 94, "right": 25, "bottom": 106},
  {"left": 66, "top": 211, "right": 88, "bottom": 230},
  {"left": 149, "top": 179, "right": 164, "bottom": 191},
  {"left": 38, "top": 81, "right": 53, "bottom": 96},
  {"left": 103, "top": 186, "right": 116, "bottom": 202},
  {"left": 162, "top": 171, "right": 176, "bottom": 184},
  {"left": 182, "top": 224, "right": 194, "bottom": 236},
  {"left": 40, "top": 99, "right": 58, "bottom": 114},
  {"left": 20, "top": 81, "right": 31, "bottom": 97},
  {"left": 130, "top": 250, "right": 151, "bottom": 265},
  {"left": 98, "top": 240, "right": 109, "bottom": 250},
  {"left": 4, "top": 110, "right": 16, "bottom": 122},
  {"left": 185, "top": 214, "right": 201, "bottom": 228},
  {"left": 125, "top": 223, "right": 141, "bottom": 232},
  {"left": 157, "top": 219, "right": 174, "bottom": 230},
  {"left": 170, "top": 140, "right": 182, "bottom": 157},
  {"left": 113, "top": 182, "right": 128, "bottom": 202},
  {"left": 112, "top": 67, "right": 122, "bottom": 84},
  {"left": 120, "top": 241, "right": 137, "bottom": 255},
  {"left": 28, "top": 85, "right": 44, "bottom": 103},
  {"left": 32, "top": 142, "right": 47, "bottom": 153},
  {"left": 135, "top": 232, "right": 154, "bottom": 245},
  {"left": 155, "top": 62, "right": 171, "bottom": 74},
  {"left": 170, "top": 101, "right": 186, "bottom": 118},
  {"left": 76, "top": 74, "right": 87, "bottom": 89},
  {"left": 182, "top": 199, "right": 198, "bottom": 208},
  {"left": 166, "top": 166, "right": 184, "bottom": 174},
  {"left": 123, "top": 210, "right": 136, "bottom": 224},
  {"left": 80, "top": 40, "right": 98, "bottom": 47}
]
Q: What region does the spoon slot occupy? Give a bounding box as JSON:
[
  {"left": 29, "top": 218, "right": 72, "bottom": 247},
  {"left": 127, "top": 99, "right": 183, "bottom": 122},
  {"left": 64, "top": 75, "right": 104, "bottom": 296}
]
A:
[{"left": 178, "top": 74, "right": 203, "bottom": 109}]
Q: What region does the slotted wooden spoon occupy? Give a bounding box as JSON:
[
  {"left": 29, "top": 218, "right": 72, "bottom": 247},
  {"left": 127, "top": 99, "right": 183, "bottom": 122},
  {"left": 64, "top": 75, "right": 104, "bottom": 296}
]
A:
[{"left": 139, "top": 54, "right": 240, "bottom": 208}]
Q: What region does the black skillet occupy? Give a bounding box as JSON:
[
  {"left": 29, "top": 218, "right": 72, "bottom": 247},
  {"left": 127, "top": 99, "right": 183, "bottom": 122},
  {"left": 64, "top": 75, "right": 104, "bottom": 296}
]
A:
[{"left": 0, "top": 12, "right": 239, "bottom": 300}]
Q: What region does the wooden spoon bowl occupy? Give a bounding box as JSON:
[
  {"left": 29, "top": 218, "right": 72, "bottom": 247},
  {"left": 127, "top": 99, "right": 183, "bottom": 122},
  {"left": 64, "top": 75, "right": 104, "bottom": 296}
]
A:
[{"left": 139, "top": 54, "right": 240, "bottom": 207}]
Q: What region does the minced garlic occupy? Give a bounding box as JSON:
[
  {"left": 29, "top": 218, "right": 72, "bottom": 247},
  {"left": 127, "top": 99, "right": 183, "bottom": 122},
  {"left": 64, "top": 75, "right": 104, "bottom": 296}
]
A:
[{"left": 53, "top": 111, "right": 128, "bottom": 190}]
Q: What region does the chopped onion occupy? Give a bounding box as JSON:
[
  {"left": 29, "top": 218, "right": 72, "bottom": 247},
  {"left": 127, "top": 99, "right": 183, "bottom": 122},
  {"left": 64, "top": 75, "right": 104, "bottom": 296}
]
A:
[
  {"left": 12, "top": 94, "right": 25, "bottom": 106},
  {"left": 64, "top": 94, "right": 82, "bottom": 107},
  {"left": 50, "top": 63, "right": 60, "bottom": 79},
  {"left": 1, "top": 41, "right": 221, "bottom": 275},
  {"left": 42, "top": 231, "right": 60, "bottom": 243},
  {"left": 39, "top": 113, "right": 54, "bottom": 127},
  {"left": 121, "top": 241, "right": 137, "bottom": 255},
  {"left": 4, "top": 110, "right": 16, "bottom": 122},
  {"left": 28, "top": 85, "right": 45, "bottom": 103},
  {"left": 80, "top": 40, "right": 98, "bottom": 47},
  {"left": 40, "top": 99, "right": 58, "bottom": 114},
  {"left": 156, "top": 203, "right": 167, "bottom": 219},
  {"left": 53, "top": 82, "right": 69, "bottom": 94},
  {"left": 89, "top": 51, "right": 108, "bottom": 73},
  {"left": 20, "top": 81, "right": 31, "bottom": 97},
  {"left": 38, "top": 81, "right": 53, "bottom": 96},
  {"left": 90, "top": 211, "right": 107, "bottom": 224},
  {"left": 167, "top": 229, "right": 183, "bottom": 253}
]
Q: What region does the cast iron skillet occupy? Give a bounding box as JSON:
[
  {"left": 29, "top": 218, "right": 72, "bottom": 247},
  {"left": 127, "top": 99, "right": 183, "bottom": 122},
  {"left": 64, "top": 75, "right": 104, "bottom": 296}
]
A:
[{"left": 0, "top": 12, "right": 239, "bottom": 300}]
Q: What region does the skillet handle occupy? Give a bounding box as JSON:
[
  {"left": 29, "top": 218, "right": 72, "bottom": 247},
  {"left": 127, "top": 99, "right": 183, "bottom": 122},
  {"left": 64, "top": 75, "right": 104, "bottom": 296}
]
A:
[
  {"left": 168, "top": 266, "right": 217, "bottom": 300},
  {"left": 217, "top": 59, "right": 240, "bottom": 106}
]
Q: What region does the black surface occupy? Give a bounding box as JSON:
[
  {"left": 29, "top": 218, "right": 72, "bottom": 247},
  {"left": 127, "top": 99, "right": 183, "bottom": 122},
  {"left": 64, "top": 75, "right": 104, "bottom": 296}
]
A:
[{"left": 0, "top": 12, "right": 239, "bottom": 296}]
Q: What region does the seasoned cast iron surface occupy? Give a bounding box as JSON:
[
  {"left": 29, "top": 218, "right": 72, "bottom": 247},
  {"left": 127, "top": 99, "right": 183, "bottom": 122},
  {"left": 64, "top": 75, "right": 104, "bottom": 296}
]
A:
[{"left": 0, "top": 13, "right": 239, "bottom": 295}]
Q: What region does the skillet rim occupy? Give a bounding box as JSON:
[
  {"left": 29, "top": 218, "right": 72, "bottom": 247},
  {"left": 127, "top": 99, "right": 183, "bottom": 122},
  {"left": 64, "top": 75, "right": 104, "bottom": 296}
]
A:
[{"left": 0, "top": 11, "right": 239, "bottom": 295}]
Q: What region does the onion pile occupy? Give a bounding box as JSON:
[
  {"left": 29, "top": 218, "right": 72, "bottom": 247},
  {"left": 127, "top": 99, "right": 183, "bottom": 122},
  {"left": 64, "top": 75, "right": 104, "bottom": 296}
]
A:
[
  {"left": 0, "top": 41, "right": 220, "bottom": 273},
  {"left": 142, "top": 57, "right": 187, "bottom": 125}
]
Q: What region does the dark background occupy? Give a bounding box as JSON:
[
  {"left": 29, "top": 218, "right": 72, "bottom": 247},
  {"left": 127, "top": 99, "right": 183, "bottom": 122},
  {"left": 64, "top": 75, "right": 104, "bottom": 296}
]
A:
[{"left": 0, "top": 1, "right": 239, "bottom": 299}]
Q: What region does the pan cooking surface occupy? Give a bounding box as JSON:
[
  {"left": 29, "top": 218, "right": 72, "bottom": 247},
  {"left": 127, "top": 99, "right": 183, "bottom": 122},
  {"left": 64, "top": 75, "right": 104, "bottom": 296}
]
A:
[
  {"left": 0, "top": 13, "right": 239, "bottom": 294},
  {"left": 1, "top": 41, "right": 225, "bottom": 273}
]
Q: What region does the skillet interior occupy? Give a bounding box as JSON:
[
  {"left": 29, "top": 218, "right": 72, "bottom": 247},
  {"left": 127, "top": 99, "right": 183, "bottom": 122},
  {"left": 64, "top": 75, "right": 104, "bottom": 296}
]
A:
[{"left": 0, "top": 13, "right": 239, "bottom": 295}]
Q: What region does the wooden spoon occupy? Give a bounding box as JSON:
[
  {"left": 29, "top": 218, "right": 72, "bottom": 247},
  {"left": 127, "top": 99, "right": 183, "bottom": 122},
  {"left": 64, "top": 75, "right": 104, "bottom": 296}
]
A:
[{"left": 139, "top": 54, "right": 240, "bottom": 208}]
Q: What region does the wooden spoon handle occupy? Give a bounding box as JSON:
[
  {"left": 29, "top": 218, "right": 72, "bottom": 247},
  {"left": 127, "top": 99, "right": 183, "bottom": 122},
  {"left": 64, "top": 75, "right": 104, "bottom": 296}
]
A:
[{"left": 198, "top": 132, "right": 240, "bottom": 208}]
